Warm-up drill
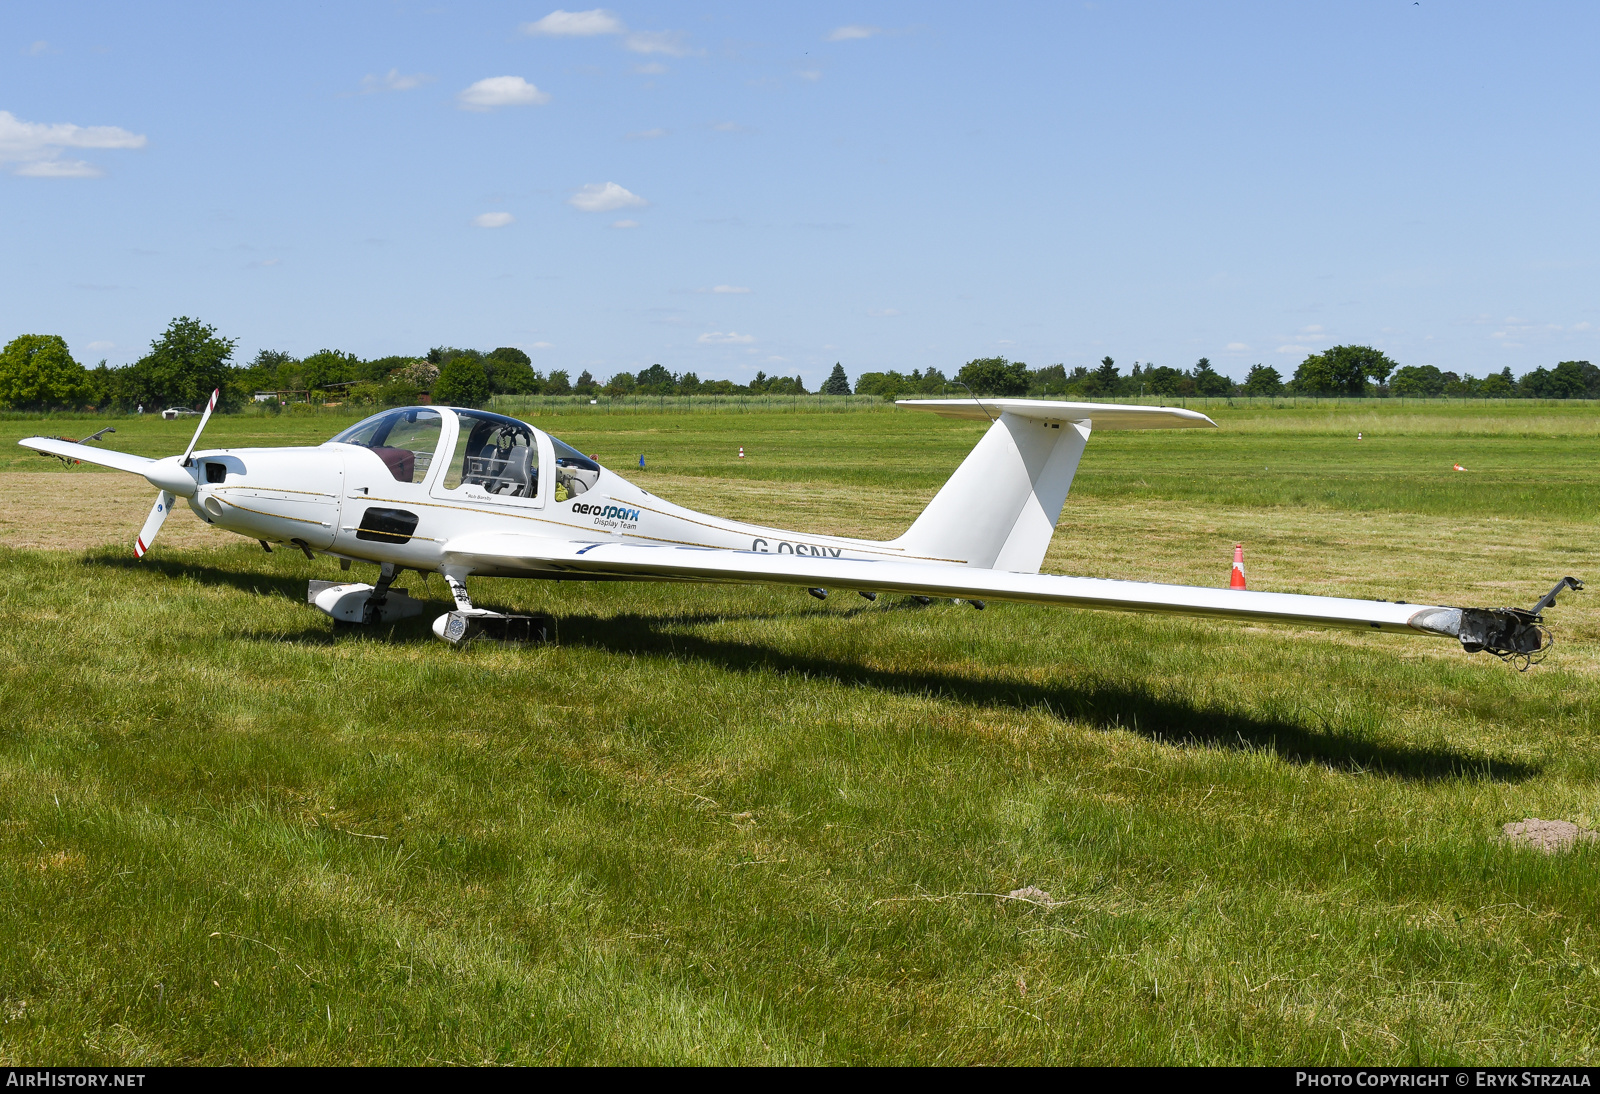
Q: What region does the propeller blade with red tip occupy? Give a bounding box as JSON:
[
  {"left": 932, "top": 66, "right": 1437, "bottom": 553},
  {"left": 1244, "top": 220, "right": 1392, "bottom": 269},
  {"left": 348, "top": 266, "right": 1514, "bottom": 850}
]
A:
[
  {"left": 181, "top": 388, "right": 220, "bottom": 466},
  {"left": 134, "top": 491, "right": 177, "bottom": 558}
]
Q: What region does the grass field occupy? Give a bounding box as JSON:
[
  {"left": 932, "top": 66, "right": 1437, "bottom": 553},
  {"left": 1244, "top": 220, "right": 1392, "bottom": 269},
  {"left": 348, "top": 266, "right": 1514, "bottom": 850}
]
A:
[{"left": 0, "top": 400, "right": 1597, "bottom": 1064}]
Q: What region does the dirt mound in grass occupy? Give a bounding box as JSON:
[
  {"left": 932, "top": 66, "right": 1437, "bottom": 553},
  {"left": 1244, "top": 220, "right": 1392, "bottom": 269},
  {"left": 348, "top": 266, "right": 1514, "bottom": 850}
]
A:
[{"left": 1501, "top": 818, "right": 1599, "bottom": 853}]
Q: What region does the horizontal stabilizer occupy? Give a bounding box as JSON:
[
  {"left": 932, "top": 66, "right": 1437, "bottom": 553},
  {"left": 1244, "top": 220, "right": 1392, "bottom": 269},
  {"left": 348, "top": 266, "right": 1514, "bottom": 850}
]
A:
[{"left": 895, "top": 398, "right": 1216, "bottom": 430}]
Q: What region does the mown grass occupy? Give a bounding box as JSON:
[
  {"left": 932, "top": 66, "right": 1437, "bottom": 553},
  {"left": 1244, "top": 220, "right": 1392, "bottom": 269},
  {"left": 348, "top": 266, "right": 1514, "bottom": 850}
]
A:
[{"left": 0, "top": 401, "right": 1597, "bottom": 1064}]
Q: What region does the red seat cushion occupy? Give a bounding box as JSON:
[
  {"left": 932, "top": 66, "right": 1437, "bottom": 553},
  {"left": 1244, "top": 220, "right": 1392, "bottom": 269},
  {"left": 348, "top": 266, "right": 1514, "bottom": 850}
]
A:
[{"left": 371, "top": 446, "right": 416, "bottom": 483}]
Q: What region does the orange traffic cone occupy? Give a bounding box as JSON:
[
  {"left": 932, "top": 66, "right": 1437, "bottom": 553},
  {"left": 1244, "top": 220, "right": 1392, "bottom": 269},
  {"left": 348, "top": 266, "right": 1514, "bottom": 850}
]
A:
[
  {"left": 1229, "top": 543, "right": 1247, "bottom": 589},
  {"left": 1452, "top": 463, "right": 1466, "bottom": 472},
  {"left": 738, "top": 447, "right": 746, "bottom": 459}
]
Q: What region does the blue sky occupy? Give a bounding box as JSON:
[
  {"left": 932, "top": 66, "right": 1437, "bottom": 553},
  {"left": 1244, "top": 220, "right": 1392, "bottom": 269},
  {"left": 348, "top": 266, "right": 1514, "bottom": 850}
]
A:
[{"left": 5, "top": 2, "right": 1598, "bottom": 385}]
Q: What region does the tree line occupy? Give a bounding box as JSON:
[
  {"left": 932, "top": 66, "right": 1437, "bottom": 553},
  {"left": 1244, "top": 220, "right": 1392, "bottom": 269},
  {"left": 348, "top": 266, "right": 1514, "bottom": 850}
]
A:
[
  {"left": 1, "top": 319, "right": 1596, "bottom": 412},
  {"left": 859, "top": 348, "right": 1600, "bottom": 400}
]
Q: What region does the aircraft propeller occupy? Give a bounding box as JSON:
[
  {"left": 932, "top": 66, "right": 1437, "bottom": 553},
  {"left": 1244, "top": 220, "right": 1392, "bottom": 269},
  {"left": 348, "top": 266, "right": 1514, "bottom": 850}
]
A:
[{"left": 134, "top": 388, "right": 218, "bottom": 558}]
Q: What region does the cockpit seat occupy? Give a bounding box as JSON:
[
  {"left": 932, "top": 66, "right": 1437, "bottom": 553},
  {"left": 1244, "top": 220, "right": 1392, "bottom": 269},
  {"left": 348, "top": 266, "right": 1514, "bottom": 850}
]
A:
[
  {"left": 505, "top": 444, "right": 535, "bottom": 496},
  {"left": 371, "top": 446, "right": 416, "bottom": 483}
]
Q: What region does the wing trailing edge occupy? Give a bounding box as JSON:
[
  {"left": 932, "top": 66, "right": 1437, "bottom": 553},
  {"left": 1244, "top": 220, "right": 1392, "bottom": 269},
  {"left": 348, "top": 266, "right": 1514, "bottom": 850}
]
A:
[{"left": 441, "top": 533, "right": 1462, "bottom": 639}]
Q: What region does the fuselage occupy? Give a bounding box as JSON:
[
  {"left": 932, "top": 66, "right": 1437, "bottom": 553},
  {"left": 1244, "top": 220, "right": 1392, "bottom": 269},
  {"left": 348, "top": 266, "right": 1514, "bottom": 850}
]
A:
[{"left": 180, "top": 405, "right": 932, "bottom": 578}]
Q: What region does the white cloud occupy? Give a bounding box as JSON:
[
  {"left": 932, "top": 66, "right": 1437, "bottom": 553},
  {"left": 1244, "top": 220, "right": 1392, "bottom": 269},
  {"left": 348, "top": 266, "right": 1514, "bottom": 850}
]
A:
[
  {"left": 1224, "top": 342, "right": 1250, "bottom": 352},
  {"left": 521, "top": 9, "right": 625, "bottom": 36},
  {"left": 610, "top": 219, "right": 639, "bottom": 229},
  {"left": 828, "top": 25, "right": 880, "bottom": 41},
  {"left": 634, "top": 63, "right": 669, "bottom": 75},
  {"left": 1300, "top": 324, "right": 1324, "bottom": 333},
  {"left": 0, "top": 110, "right": 145, "bottom": 178},
  {"left": 457, "top": 76, "right": 550, "bottom": 111},
  {"left": 625, "top": 30, "right": 691, "bottom": 56},
  {"left": 868, "top": 308, "right": 901, "bottom": 317},
  {"left": 247, "top": 258, "right": 282, "bottom": 267},
  {"left": 15, "top": 159, "right": 102, "bottom": 178},
  {"left": 712, "top": 121, "right": 750, "bottom": 133},
  {"left": 1574, "top": 321, "right": 1593, "bottom": 331},
  {"left": 568, "top": 181, "right": 645, "bottom": 212},
  {"left": 798, "top": 69, "right": 822, "bottom": 81},
  {"left": 626, "top": 127, "right": 668, "bottom": 139},
  {"left": 361, "top": 69, "right": 433, "bottom": 93},
  {"left": 1276, "top": 345, "right": 1310, "bottom": 354},
  {"left": 712, "top": 285, "right": 750, "bottom": 294},
  {"left": 473, "top": 211, "right": 515, "bottom": 228},
  {"left": 28, "top": 40, "right": 49, "bottom": 55},
  {"left": 698, "top": 331, "right": 754, "bottom": 344},
  {"left": 531, "top": 342, "right": 554, "bottom": 349},
  {"left": 86, "top": 341, "right": 114, "bottom": 352}
]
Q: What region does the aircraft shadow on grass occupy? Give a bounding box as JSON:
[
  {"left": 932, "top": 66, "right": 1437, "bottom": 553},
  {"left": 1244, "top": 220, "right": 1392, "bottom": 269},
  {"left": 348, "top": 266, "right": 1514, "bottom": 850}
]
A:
[
  {"left": 85, "top": 553, "right": 317, "bottom": 602},
  {"left": 552, "top": 611, "right": 1538, "bottom": 783},
  {"left": 82, "top": 555, "right": 1535, "bottom": 782}
]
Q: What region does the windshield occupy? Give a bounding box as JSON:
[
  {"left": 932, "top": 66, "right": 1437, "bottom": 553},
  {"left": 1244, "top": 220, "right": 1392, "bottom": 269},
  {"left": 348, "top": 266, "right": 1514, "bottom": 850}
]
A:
[{"left": 331, "top": 408, "right": 443, "bottom": 483}]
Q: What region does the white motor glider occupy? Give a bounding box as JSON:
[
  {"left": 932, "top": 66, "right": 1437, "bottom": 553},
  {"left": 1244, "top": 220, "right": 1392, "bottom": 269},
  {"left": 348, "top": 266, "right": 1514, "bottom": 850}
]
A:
[{"left": 20, "top": 394, "right": 1579, "bottom": 660}]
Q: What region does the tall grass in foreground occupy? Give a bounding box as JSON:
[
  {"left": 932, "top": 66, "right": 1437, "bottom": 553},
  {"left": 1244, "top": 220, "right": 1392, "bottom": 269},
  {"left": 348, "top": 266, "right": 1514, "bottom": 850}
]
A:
[{"left": 0, "top": 402, "right": 1595, "bottom": 1063}]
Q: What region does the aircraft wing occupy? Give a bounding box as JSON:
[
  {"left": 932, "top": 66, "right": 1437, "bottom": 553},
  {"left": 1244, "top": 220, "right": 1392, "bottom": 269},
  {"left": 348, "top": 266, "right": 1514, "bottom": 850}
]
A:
[
  {"left": 18, "top": 437, "right": 156, "bottom": 475},
  {"left": 442, "top": 532, "right": 1465, "bottom": 639}
]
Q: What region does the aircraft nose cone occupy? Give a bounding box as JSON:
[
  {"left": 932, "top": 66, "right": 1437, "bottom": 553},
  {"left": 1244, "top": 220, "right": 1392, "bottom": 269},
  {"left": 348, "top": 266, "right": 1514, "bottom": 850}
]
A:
[{"left": 144, "top": 457, "right": 199, "bottom": 498}]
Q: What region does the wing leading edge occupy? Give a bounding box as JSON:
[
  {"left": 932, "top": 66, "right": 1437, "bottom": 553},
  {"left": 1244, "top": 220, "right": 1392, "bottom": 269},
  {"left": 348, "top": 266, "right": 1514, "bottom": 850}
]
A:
[
  {"left": 442, "top": 532, "right": 1463, "bottom": 639},
  {"left": 18, "top": 437, "right": 157, "bottom": 476}
]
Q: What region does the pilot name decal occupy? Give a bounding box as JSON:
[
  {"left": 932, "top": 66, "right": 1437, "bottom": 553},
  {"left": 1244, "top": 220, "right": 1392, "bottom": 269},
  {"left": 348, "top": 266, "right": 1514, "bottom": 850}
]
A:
[
  {"left": 573, "top": 501, "right": 641, "bottom": 531},
  {"left": 751, "top": 538, "right": 843, "bottom": 558}
]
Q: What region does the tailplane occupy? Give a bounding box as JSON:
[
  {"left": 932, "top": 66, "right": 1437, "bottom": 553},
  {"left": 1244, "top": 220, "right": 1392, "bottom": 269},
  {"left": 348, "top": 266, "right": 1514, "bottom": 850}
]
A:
[{"left": 890, "top": 399, "right": 1215, "bottom": 573}]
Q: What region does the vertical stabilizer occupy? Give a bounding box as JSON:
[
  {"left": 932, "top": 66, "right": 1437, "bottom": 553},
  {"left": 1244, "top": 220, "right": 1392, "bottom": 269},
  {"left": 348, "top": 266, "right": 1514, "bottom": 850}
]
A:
[{"left": 891, "top": 412, "right": 1090, "bottom": 572}]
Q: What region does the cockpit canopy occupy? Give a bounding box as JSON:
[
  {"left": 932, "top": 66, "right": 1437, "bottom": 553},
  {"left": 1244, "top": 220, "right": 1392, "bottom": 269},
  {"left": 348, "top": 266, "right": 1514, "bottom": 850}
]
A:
[{"left": 330, "top": 406, "right": 601, "bottom": 498}]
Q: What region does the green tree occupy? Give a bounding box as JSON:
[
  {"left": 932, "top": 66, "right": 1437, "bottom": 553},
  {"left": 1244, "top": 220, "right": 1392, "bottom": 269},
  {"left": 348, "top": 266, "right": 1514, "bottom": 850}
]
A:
[
  {"left": 635, "top": 364, "right": 677, "bottom": 393},
  {"left": 431, "top": 354, "right": 491, "bottom": 406},
  {"left": 1095, "top": 356, "right": 1119, "bottom": 388},
  {"left": 545, "top": 369, "right": 572, "bottom": 395},
  {"left": 488, "top": 346, "right": 531, "bottom": 368},
  {"left": 1191, "top": 357, "right": 1232, "bottom": 396},
  {"left": 821, "top": 362, "right": 851, "bottom": 395},
  {"left": 237, "top": 349, "right": 296, "bottom": 394},
  {"left": 1142, "top": 365, "right": 1186, "bottom": 396},
  {"left": 122, "top": 317, "right": 238, "bottom": 410},
  {"left": 1479, "top": 367, "right": 1516, "bottom": 398},
  {"left": 679, "top": 372, "right": 701, "bottom": 394},
  {"left": 1241, "top": 364, "right": 1283, "bottom": 396},
  {"left": 1547, "top": 360, "right": 1595, "bottom": 398},
  {"left": 359, "top": 355, "right": 412, "bottom": 383},
  {"left": 764, "top": 374, "right": 808, "bottom": 395},
  {"left": 0, "top": 334, "right": 90, "bottom": 409},
  {"left": 301, "top": 349, "right": 361, "bottom": 392},
  {"left": 1026, "top": 364, "right": 1067, "bottom": 396},
  {"left": 1389, "top": 365, "right": 1445, "bottom": 397},
  {"left": 485, "top": 347, "right": 541, "bottom": 395},
  {"left": 957, "top": 357, "right": 1030, "bottom": 396},
  {"left": 1292, "top": 345, "right": 1397, "bottom": 396},
  {"left": 574, "top": 370, "right": 598, "bottom": 395},
  {"left": 854, "top": 371, "right": 906, "bottom": 399},
  {"left": 604, "top": 371, "right": 637, "bottom": 396}
]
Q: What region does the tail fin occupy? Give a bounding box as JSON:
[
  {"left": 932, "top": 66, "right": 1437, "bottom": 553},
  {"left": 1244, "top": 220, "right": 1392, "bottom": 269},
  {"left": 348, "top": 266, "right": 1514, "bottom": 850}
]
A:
[{"left": 890, "top": 399, "right": 1216, "bottom": 573}]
